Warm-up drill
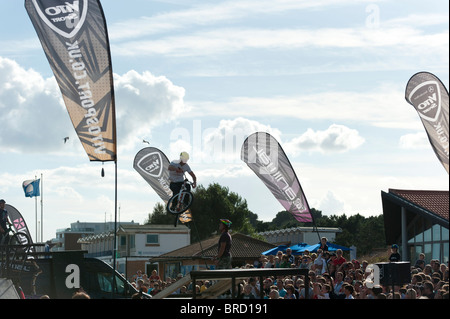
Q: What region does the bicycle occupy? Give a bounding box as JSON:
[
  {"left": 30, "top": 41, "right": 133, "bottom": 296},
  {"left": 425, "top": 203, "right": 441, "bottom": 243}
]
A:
[
  {"left": 166, "top": 177, "right": 194, "bottom": 226},
  {"left": 166, "top": 177, "right": 194, "bottom": 215},
  {"left": 0, "top": 224, "right": 33, "bottom": 277},
  {"left": 0, "top": 223, "right": 31, "bottom": 248}
]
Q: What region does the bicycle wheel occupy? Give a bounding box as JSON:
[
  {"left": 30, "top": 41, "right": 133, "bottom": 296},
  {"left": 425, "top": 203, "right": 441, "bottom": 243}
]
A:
[
  {"left": 9, "top": 232, "right": 31, "bottom": 251},
  {"left": 166, "top": 191, "right": 194, "bottom": 214}
]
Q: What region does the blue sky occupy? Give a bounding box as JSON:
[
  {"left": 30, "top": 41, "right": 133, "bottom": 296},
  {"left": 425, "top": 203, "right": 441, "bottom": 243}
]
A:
[{"left": 0, "top": 0, "right": 448, "bottom": 242}]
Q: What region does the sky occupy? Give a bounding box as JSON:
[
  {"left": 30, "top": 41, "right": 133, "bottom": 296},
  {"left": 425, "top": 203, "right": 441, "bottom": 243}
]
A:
[{"left": 0, "top": 0, "right": 448, "bottom": 242}]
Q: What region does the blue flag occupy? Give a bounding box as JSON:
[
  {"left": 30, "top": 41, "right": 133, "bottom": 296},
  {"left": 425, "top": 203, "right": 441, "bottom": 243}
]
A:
[{"left": 23, "top": 179, "right": 40, "bottom": 198}]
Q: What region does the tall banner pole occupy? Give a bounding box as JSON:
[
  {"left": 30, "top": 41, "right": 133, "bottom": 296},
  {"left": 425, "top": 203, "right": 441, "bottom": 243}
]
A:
[
  {"left": 26, "top": 0, "right": 118, "bottom": 294},
  {"left": 112, "top": 160, "right": 118, "bottom": 294}
]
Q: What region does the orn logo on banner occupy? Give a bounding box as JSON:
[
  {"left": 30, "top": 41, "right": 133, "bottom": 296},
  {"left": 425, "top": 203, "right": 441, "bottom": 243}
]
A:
[
  {"left": 407, "top": 80, "right": 442, "bottom": 123},
  {"left": 133, "top": 147, "right": 173, "bottom": 202},
  {"left": 136, "top": 151, "right": 164, "bottom": 178},
  {"left": 406, "top": 72, "right": 449, "bottom": 174},
  {"left": 31, "top": 0, "right": 88, "bottom": 38}
]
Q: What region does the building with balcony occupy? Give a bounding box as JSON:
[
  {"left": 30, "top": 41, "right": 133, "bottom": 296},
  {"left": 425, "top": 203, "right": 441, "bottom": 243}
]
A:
[
  {"left": 78, "top": 224, "right": 191, "bottom": 280},
  {"left": 52, "top": 220, "right": 138, "bottom": 251}
]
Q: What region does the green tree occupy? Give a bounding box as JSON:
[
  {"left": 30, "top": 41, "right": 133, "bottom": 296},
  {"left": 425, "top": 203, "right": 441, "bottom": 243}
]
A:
[
  {"left": 143, "top": 182, "right": 386, "bottom": 255},
  {"left": 356, "top": 215, "right": 385, "bottom": 255},
  {"left": 271, "top": 211, "right": 294, "bottom": 228},
  {"left": 189, "top": 183, "right": 260, "bottom": 242},
  {"left": 145, "top": 202, "right": 173, "bottom": 225}
]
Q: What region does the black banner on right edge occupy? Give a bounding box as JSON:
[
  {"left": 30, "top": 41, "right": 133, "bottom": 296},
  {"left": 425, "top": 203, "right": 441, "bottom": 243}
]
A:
[{"left": 405, "top": 72, "right": 449, "bottom": 174}]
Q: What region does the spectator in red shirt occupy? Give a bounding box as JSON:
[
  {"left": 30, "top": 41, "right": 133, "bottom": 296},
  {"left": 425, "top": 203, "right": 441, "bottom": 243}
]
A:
[
  {"left": 149, "top": 269, "right": 160, "bottom": 282},
  {"left": 332, "top": 249, "right": 346, "bottom": 270}
]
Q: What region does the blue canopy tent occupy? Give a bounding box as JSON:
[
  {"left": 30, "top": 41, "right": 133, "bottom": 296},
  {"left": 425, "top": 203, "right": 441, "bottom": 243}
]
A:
[
  {"left": 287, "top": 243, "right": 309, "bottom": 255},
  {"left": 261, "top": 245, "right": 289, "bottom": 256},
  {"left": 297, "top": 242, "right": 351, "bottom": 254},
  {"left": 262, "top": 243, "right": 309, "bottom": 256}
]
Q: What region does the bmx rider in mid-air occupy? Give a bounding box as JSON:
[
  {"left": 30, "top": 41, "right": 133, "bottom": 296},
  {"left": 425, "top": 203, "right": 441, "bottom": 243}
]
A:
[{"left": 168, "top": 152, "right": 197, "bottom": 208}]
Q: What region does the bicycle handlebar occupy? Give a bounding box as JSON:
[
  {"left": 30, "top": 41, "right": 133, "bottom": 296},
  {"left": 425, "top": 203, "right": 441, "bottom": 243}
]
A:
[{"left": 182, "top": 173, "right": 195, "bottom": 185}]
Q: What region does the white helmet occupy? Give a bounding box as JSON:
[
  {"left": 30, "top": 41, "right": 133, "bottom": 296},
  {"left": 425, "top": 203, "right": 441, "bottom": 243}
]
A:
[{"left": 180, "top": 151, "right": 190, "bottom": 163}]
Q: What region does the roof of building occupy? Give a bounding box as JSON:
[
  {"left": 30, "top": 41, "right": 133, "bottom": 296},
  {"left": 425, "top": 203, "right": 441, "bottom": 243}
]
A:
[
  {"left": 150, "top": 232, "right": 277, "bottom": 262},
  {"left": 389, "top": 189, "right": 449, "bottom": 221},
  {"left": 381, "top": 189, "right": 449, "bottom": 244}
]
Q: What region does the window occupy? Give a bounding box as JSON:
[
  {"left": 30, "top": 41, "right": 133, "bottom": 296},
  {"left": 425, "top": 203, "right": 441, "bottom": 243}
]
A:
[
  {"left": 432, "top": 243, "right": 441, "bottom": 260},
  {"left": 120, "top": 235, "right": 126, "bottom": 246},
  {"left": 424, "top": 244, "right": 432, "bottom": 262},
  {"left": 97, "top": 272, "right": 125, "bottom": 295},
  {"left": 424, "top": 220, "right": 432, "bottom": 242},
  {"left": 413, "top": 217, "right": 424, "bottom": 243},
  {"left": 405, "top": 210, "right": 449, "bottom": 264},
  {"left": 146, "top": 263, "right": 158, "bottom": 276},
  {"left": 165, "top": 263, "right": 181, "bottom": 279},
  {"left": 442, "top": 227, "right": 449, "bottom": 241},
  {"left": 443, "top": 242, "right": 449, "bottom": 264},
  {"left": 432, "top": 225, "right": 441, "bottom": 241},
  {"left": 411, "top": 245, "right": 422, "bottom": 262},
  {"left": 129, "top": 235, "right": 135, "bottom": 249},
  {"left": 146, "top": 234, "right": 159, "bottom": 245}
]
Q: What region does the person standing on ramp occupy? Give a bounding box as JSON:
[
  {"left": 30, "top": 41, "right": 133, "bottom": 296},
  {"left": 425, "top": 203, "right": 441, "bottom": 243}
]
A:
[{"left": 215, "top": 219, "right": 232, "bottom": 269}]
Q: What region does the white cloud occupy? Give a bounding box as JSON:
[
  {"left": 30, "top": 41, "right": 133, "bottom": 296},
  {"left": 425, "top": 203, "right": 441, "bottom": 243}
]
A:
[
  {"left": 168, "top": 119, "right": 364, "bottom": 177},
  {"left": 168, "top": 136, "right": 192, "bottom": 161},
  {"left": 113, "top": 27, "right": 449, "bottom": 58},
  {"left": 114, "top": 70, "right": 188, "bottom": 149},
  {"left": 167, "top": 119, "right": 363, "bottom": 165},
  {"left": 108, "top": 3, "right": 448, "bottom": 77},
  {"left": 284, "top": 124, "right": 365, "bottom": 155},
  {"left": 108, "top": 0, "right": 383, "bottom": 42},
  {"left": 384, "top": 13, "right": 450, "bottom": 28},
  {"left": 399, "top": 132, "right": 430, "bottom": 150},
  {"left": 186, "top": 87, "right": 423, "bottom": 129},
  {"left": 110, "top": 7, "right": 449, "bottom": 60},
  {"left": 196, "top": 164, "right": 252, "bottom": 180},
  {"left": 0, "top": 58, "right": 187, "bottom": 153},
  {"left": 0, "top": 57, "right": 69, "bottom": 152},
  {"left": 315, "top": 190, "right": 348, "bottom": 215},
  {"left": 198, "top": 117, "right": 281, "bottom": 163}
]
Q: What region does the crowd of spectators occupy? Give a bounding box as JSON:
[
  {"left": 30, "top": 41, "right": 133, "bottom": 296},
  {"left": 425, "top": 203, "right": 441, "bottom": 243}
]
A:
[
  {"left": 245, "top": 247, "right": 449, "bottom": 299},
  {"left": 129, "top": 244, "right": 449, "bottom": 299}
]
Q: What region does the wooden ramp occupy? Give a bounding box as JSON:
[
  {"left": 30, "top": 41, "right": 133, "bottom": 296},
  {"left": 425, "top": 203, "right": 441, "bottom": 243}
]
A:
[
  {"left": 152, "top": 274, "right": 242, "bottom": 299},
  {"left": 152, "top": 273, "right": 192, "bottom": 299},
  {"left": 198, "top": 279, "right": 243, "bottom": 299},
  {"left": 153, "top": 268, "right": 309, "bottom": 299}
]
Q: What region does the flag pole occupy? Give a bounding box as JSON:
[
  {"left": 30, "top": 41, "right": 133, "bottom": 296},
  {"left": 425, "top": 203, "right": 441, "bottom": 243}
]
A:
[
  {"left": 41, "top": 173, "right": 43, "bottom": 242},
  {"left": 35, "top": 174, "right": 38, "bottom": 241}
]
